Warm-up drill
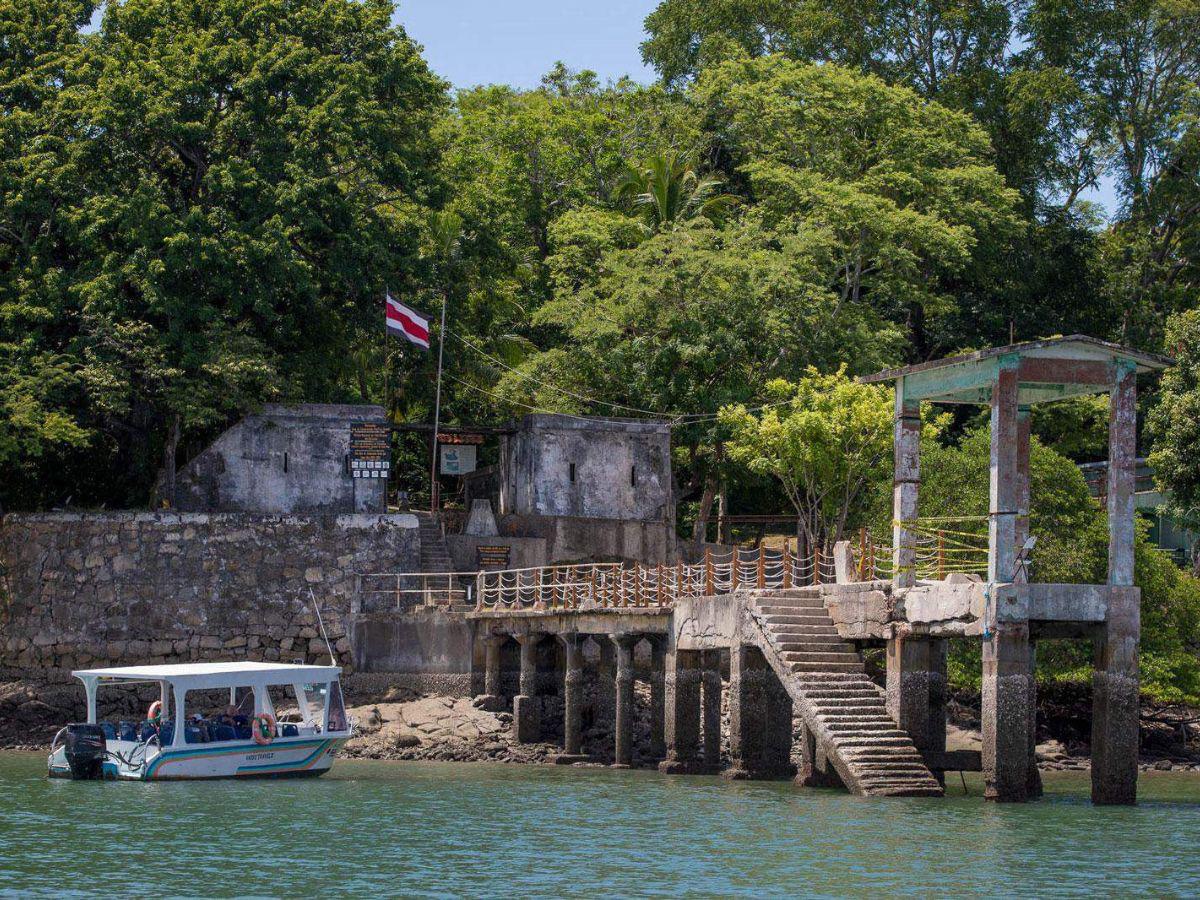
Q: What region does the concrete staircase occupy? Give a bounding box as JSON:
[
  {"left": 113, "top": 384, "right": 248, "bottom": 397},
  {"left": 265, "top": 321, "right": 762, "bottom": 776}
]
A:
[
  {"left": 414, "top": 513, "right": 473, "bottom": 611},
  {"left": 747, "top": 588, "right": 943, "bottom": 798}
]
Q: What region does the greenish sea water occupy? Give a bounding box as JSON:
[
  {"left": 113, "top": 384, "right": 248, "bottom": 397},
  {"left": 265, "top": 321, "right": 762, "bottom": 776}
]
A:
[{"left": 1, "top": 751, "right": 1198, "bottom": 898}]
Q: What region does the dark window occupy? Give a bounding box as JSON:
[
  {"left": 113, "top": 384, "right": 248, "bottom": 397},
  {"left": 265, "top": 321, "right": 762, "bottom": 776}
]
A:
[
  {"left": 283, "top": 452, "right": 289, "bottom": 473},
  {"left": 630, "top": 466, "right": 637, "bottom": 487},
  {"left": 569, "top": 463, "right": 576, "bottom": 484}
]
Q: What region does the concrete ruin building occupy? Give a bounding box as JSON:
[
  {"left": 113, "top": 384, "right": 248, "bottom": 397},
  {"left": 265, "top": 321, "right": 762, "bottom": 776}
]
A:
[{"left": 174, "top": 403, "right": 388, "bottom": 514}]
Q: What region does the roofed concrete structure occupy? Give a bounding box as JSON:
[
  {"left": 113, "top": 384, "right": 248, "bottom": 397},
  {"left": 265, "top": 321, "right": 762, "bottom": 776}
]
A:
[{"left": 862, "top": 335, "right": 1172, "bottom": 805}]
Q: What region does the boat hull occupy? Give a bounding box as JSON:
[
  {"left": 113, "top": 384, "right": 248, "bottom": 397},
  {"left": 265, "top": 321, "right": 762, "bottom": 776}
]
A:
[{"left": 49, "top": 736, "right": 347, "bottom": 781}]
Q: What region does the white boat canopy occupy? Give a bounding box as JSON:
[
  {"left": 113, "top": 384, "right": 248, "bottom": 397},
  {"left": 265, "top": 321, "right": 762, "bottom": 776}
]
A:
[{"left": 73, "top": 661, "right": 341, "bottom": 690}]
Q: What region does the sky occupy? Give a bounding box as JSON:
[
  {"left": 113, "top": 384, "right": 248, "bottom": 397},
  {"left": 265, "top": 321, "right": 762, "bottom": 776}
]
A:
[{"left": 394, "top": 0, "right": 659, "bottom": 90}]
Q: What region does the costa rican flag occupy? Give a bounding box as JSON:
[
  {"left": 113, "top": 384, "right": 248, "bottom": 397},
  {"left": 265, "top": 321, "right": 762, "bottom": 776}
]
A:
[{"left": 385, "top": 293, "right": 431, "bottom": 349}]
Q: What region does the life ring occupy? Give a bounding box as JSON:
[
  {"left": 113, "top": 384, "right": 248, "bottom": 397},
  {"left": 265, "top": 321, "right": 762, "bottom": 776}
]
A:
[
  {"left": 251, "top": 712, "right": 276, "bottom": 746},
  {"left": 146, "top": 700, "right": 163, "bottom": 722}
]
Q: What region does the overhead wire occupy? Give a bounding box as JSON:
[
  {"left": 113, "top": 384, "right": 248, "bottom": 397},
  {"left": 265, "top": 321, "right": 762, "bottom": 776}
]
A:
[{"left": 448, "top": 330, "right": 801, "bottom": 426}]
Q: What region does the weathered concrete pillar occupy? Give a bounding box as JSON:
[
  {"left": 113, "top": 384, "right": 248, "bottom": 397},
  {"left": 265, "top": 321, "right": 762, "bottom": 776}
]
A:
[
  {"left": 982, "top": 620, "right": 1032, "bottom": 802},
  {"left": 513, "top": 632, "right": 542, "bottom": 744},
  {"left": 649, "top": 638, "right": 666, "bottom": 761},
  {"left": 1015, "top": 405, "right": 1032, "bottom": 570},
  {"left": 612, "top": 634, "right": 636, "bottom": 768},
  {"left": 989, "top": 355, "right": 1020, "bottom": 583},
  {"left": 474, "top": 635, "right": 504, "bottom": 710},
  {"left": 659, "top": 648, "right": 702, "bottom": 774},
  {"left": 763, "top": 670, "right": 796, "bottom": 777},
  {"left": 558, "top": 634, "right": 586, "bottom": 760},
  {"left": 887, "top": 635, "right": 932, "bottom": 751},
  {"left": 701, "top": 649, "right": 722, "bottom": 772},
  {"left": 1026, "top": 641, "right": 1043, "bottom": 798},
  {"left": 1107, "top": 360, "right": 1137, "bottom": 587},
  {"left": 1092, "top": 587, "right": 1140, "bottom": 804},
  {"left": 725, "top": 644, "right": 764, "bottom": 779},
  {"left": 892, "top": 380, "right": 921, "bottom": 590}
]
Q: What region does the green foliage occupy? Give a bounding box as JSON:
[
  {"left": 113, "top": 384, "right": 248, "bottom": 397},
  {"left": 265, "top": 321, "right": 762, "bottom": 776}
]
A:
[
  {"left": 0, "top": 0, "right": 446, "bottom": 507},
  {"left": 1148, "top": 309, "right": 1200, "bottom": 537},
  {"left": 903, "top": 426, "right": 1200, "bottom": 702},
  {"left": 616, "top": 151, "right": 739, "bottom": 230},
  {"left": 721, "top": 370, "right": 897, "bottom": 547},
  {"left": 696, "top": 57, "right": 1021, "bottom": 346}
]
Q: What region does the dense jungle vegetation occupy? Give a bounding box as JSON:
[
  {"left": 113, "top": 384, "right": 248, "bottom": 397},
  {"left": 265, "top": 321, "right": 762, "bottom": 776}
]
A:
[{"left": 2, "top": 0, "right": 1199, "bottom": 697}]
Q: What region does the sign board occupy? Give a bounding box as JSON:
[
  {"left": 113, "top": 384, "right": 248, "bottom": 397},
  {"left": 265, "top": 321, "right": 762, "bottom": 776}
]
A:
[
  {"left": 476, "top": 544, "right": 511, "bottom": 570},
  {"left": 440, "top": 443, "right": 477, "bottom": 476},
  {"left": 350, "top": 421, "right": 391, "bottom": 480},
  {"left": 437, "top": 432, "right": 485, "bottom": 445}
]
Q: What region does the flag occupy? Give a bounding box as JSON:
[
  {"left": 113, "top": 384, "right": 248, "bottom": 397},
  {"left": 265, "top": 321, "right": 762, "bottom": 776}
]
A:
[{"left": 385, "top": 293, "right": 431, "bottom": 349}]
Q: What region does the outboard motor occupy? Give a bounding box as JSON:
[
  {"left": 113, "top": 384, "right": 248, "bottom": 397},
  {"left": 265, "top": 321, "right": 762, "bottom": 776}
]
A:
[{"left": 63, "top": 723, "right": 107, "bottom": 780}]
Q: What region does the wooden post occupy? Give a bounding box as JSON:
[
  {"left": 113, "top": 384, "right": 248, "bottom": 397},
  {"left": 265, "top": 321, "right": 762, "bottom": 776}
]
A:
[
  {"left": 782, "top": 542, "right": 792, "bottom": 589},
  {"left": 938, "top": 531, "right": 945, "bottom": 580},
  {"left": 676, "top": 560, "right": 683, "bottom": 601},
  {"left": 858, "top": 527, "right": 868, "bottom": 579},
  {"left": 812, "top": 545, "right": 820, "bottom": 586},
  {"left": 757, "top": 544, "right": 765, "bottom": 588},
  {"left": 731, "top": 549, "right": 740, "bottom": 591},
  {"left": 657, "top": 564, "right": 664, "bottom": 606},
  {"left": 704, "top": 548, "right": 713, "bottom": 596}
]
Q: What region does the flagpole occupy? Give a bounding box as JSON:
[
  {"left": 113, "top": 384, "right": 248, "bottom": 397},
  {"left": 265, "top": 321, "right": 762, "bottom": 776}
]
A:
[{"left": 429, "top": 287, "right": 448, "bottom": 514}]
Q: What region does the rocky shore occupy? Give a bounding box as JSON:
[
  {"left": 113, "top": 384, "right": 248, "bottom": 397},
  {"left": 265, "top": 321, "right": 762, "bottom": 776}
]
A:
[{"left": 6, "top": 677, "right": 1199, "bottom": 774}]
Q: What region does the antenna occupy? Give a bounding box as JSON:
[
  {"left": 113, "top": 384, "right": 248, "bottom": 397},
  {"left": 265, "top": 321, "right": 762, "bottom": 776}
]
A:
[{"left": 307, "top": 587, "right": 338, "bottom": 665}]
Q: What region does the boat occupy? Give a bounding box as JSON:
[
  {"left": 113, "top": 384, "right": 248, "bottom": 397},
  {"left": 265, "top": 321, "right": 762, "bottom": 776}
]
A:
[{"left": 47, "top": 661, "right": 352, "bottom": 780}]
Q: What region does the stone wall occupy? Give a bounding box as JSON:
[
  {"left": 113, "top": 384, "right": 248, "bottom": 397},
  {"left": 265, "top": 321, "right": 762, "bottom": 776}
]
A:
[
  {"left": 174, "top": 403, "right": 387, "bottom": 514},
  {"left": 0, "top": 511, "right": 419, "bottom": 680}
]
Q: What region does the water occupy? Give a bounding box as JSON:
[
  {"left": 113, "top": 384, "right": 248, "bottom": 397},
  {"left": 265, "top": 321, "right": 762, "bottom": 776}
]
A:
[{"left": 1, "top": 752, "right": 1198, "bottom": 898}]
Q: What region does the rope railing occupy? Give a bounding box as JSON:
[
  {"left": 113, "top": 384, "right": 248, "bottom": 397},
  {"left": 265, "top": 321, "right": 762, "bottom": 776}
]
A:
[
  {"left": 851, "top": 519, "right": 993, "bottom": 582},
  {"left": 473, "top": 544, "right": 842, "bottom": 612}
]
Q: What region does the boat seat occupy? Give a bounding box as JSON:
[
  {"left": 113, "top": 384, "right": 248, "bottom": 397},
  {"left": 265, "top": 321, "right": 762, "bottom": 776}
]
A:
[
  {"left": 212, "top": 724, "right": 237, "bottom": 742},
  {"left": 100, "top": 722, "right": 117, "bottom": 740},
  {"left": 119, "top": 721, "right": 138, "bottom": 742},
  {"left": 281, "top": 724, "right": 299, "bottom": 737}
]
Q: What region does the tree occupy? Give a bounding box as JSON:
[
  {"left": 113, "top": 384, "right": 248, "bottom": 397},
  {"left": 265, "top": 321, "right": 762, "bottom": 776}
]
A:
[
  {"left": 616, "top": 152, "right": 738, "bottom": 231},
  {"left": 1148, "top": 308, "right": 1200, "bottom": 572},
  {"left": 0, "top": 0, "right": 447, "bottom": 508},
  {"left": 720, "top": 369, "right": 897, "bottom": 553},
  {"left": 696, "top": 57, "right": 1021, "bottom": 357}
]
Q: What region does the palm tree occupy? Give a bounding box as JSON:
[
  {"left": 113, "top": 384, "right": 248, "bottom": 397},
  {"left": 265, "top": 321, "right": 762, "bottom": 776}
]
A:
[{"left": 617, "top": 151, "right": 739, "bottom": 231}]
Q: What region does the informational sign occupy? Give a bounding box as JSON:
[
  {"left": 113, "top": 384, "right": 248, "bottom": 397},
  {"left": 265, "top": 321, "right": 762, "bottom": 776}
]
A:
[
  {"left": 350, "top": 421, "right": 391, "bottom": 480},
  {"left": 476, "top": 544, "right": 511, "bottom": 570},
  {"left": 440, "top": 443, "right": 477, "bottom": 475}
]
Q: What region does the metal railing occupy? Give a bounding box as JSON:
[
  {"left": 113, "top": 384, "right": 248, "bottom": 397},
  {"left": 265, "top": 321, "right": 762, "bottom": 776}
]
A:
[{"left": 356, "top": 571, "right": 477, "bottom": 611}]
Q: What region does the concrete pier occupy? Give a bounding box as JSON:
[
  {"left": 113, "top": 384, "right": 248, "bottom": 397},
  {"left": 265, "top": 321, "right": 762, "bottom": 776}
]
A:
[
  {"left": 612, "top": 635, "right": 636, "bottom": 768},
  {"left": 513, "top": 632, "right": 541, "bottom": 743},
  {"left": 726, "top": 644, "right": 764, "bottom": 779},
  {"left": 560, "top": 634, "right": 585, "bottom": 759},
  {"left": 649, "top": 638, "right": 666, "bottom": 761},
  {"left": 982, "top": 622, "right": 1032, "bottom": 802},
  {"left": 701, "top": 650, "right": 722, "bottom": 772},
  {"left": 660, "top": 647, "right": 704, "bottom": 774}
]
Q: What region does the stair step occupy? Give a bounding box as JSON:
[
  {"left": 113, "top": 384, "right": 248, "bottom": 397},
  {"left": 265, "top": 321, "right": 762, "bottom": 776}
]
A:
[
  {"left": 789, "top": 662, "right": 863, "bottom": 673},
  {"left": 782, "top": 651, "right": 862, "bottom": 663},
  {"left": 770, "top": 625, "right": 840, "bottom": 636},
  {"left": 776, "top": 642, "right": 851, "bottom": 654},
  {"left": 833, "top": 736, "right": 913, "bottom": 747},
  {"left": 765, "top": 616, "right": 835, "bottom": 627}
]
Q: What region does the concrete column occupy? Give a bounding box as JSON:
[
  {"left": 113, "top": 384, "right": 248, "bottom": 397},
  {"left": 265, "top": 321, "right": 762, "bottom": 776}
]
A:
[
  {"left": 892, "top": 379, "right": 921, "bottom": 590},
  {"left": 559, "top": 634, "right": 585, "bottom": 759},
  {"left": 886, "top": 635, "right": 932, "bottom": 752},
  {"left": 1108, "top": 361, "right": 1137, "bottom": 587},
  {"left": 1092, "top": 587, "right": 1140, "bottom": 804},
  {"left": 982, "top": 621, "right": 1032, "bottom": 802},
  {"left": 1015, "top": 405, "right": 1032, "bottom": 580},
  {"left": 659, "top": 648, "right": 702, "bottom": 774},
  {"left": 483, "top": 637, "right": 503, "bottom": 697},
  {"left": 763, "top": 670, "right": 796, "bottom": 778},
  {"left": 725, "top": 644, "right": 764, "bottom": 779},
  {"left": 513, "top": 632, "right": 542, "bottom": 744},
  {"left": 649, "top": 638, "right": 666, "bottom": 760},
  {"left": 612, "top": 635, "right": 636, "bottom": 768},
  {"left": 989, "top": 355, "right": 1020, "bottom": 583},
  {"left": 701, "top": 649, "right": 722, "bottom": 772},
  {"left": 1026, "top": 641, "right": 1043, "bottom": 798}
]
